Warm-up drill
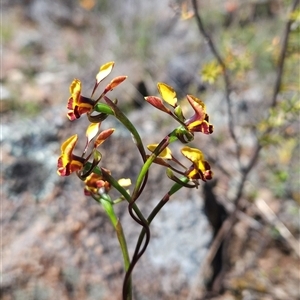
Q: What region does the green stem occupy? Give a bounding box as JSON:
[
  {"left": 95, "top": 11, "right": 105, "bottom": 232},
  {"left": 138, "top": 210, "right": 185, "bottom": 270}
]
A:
[
  {"left": 95, "top": 102, "right": 147, "bottom": 162},
  {"left": 93, "top": 103, "right": 115, "bottom": 115},
  {"left": 132, "top": 130, "right": 179, "bottom": 201},
  {"left": 95, "top": 193, "right": 132, "bottom": 300},
  {"left": 95, "top": 101, "right": 148, "bottom": 200},
  {"left": 123, "top": 178, "right": 189, "bottom": 299},
  {"left": 100, "top": 167, "right": 148, "bottom": 226},
  {"left": 134, "top": 177, "right": 189, "bottom": 257}
]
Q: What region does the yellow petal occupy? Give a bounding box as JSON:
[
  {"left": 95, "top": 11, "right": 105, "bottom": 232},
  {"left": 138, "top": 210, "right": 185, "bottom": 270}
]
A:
[
  {"left": 69, "top": 79, "right": 81, "bottom": 101},
  {"left": 96, "top": 61, "right": 115, "bottom": 84},
  {"left": 181, "top": 146, "right": 204, "bottom": 164},
  {"left": 157, "top": 82, "right": 177, "bottom": 107},
  {"left": 86, "top": 123, "right": 100, "bottom": 144},
  {"left": 147, "top": 144, "right": 173, "bottom": 159},
  {"left": 118, "top": 178, "right": 132, "bottom": 187},
  {"left": 61, "top": 134, "right": 78, "bottom": 155}
]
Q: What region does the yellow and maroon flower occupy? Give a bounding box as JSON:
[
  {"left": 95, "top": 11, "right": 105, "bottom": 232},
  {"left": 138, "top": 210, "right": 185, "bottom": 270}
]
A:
[
  {"left": 145, "top": 83, "right": 213, "bottom": 135},
  {"left": 181, "top": 146, "right": 213, "bottom": 181},
  {"left": 185, "top": 95, "right": 213, "bottom": 134},
  {"left": 144, "top": 83, "right": 177, "bottom": 115},
  {"left": 84, "top": 171, "right": 111, "bottom": 196},
  {"left": 67, "top": 79, "right": 95, "bottom": 120},
  {"left": 57, "top": 134, "right": 85, "bottom": 176}
]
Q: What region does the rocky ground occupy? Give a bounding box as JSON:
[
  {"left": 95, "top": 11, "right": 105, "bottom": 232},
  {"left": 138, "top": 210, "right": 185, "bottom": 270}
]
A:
[{"left": 2, "top": 1, "right": 300, "bottom": 300}]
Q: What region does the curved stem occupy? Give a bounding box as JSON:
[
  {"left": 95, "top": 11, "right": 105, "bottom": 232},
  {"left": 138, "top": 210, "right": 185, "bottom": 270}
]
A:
[
  {"left": 100, "top": 167, "right": 148, "bottom": 226},
  {"left": 94, "top": 101, "right": 148, "bottom": 195},
  {"left": 134, "top": 176, "right": 189, "bottom": 257},
  {"left": 123, "top": 177, "right": 189, "bottom": 299},
  {"left": 93, "top": 193, "right": 132, "bottom": 300},
  {"left": 97, "top": 99, "right": 147, "bottom": 162},
  {"left": 132, "top": 130, "right": 178, "bottom": 200},
  {"left": 86, "top": 164, "right": 147, "bottom": 226}
]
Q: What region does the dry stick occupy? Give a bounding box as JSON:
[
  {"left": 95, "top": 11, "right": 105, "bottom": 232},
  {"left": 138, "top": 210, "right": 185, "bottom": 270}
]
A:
[
  {"left": 271, "top": 0, "right": 300, "bottom": 108},
  {"left": 188, "top": 0, "right": 299, "bottom": 299},
  {"left": 191, "top": 0, "right": 241, "bottom": 166},
  {"left": 256, "top": 197, "right": 300, "bottom": 257}
]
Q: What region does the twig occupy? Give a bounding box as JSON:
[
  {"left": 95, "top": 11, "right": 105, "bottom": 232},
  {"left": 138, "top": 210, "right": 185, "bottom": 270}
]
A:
[
  {"left": 232, "top": 0, "right": 299, "bottom": 208},
  {"left": 189, "top": 0, "right": 299, "bottom": 298},
  {"left": 233, "top": 143, "right": 262, "bottom": 206},
  {"left": 191, "top": 0, "right": 241, "bottom": 165},
  {"left": 271, "top": 0, "right": 300, "bottom": 107},
  {"left": 256, "top": 197, "right": 300, "bottom": 258}
]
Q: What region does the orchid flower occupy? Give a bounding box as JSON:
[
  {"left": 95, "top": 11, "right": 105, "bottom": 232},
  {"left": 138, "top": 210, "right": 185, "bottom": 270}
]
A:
[
  {"left": 145, "top": 83, "right": 213, "bottom": 135},
  {"left": 184, "top": 95, "right": 213, "bottom": 134},
  {"left": 67, "top": 79, "right": 95, "bottom": 120},
  {"left": 57, "top": 134, "right": 85, "bottom": 176},
  {"left": 181, "top": 146, "right": 213, "bottom": 181}
]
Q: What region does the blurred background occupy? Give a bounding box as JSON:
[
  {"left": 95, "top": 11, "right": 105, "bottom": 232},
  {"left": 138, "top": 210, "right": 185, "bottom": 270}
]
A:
[{"left": 2, "top": 0, "right": 299, "bottom": 299}]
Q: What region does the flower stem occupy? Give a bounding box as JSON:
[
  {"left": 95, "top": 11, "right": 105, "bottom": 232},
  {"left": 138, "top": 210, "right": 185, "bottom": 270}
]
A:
[
  {"left": 134, "top": 177, "right": 189, "bottom": 258},
  {"left": 100, "top": 167, "right": 148, "bottom": 225},
  {"left": 94, "top": 194, "right": 132, "bottom": 300},
  {"left": 132, "top": 129, "right": 178, "bottom": 201}
]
